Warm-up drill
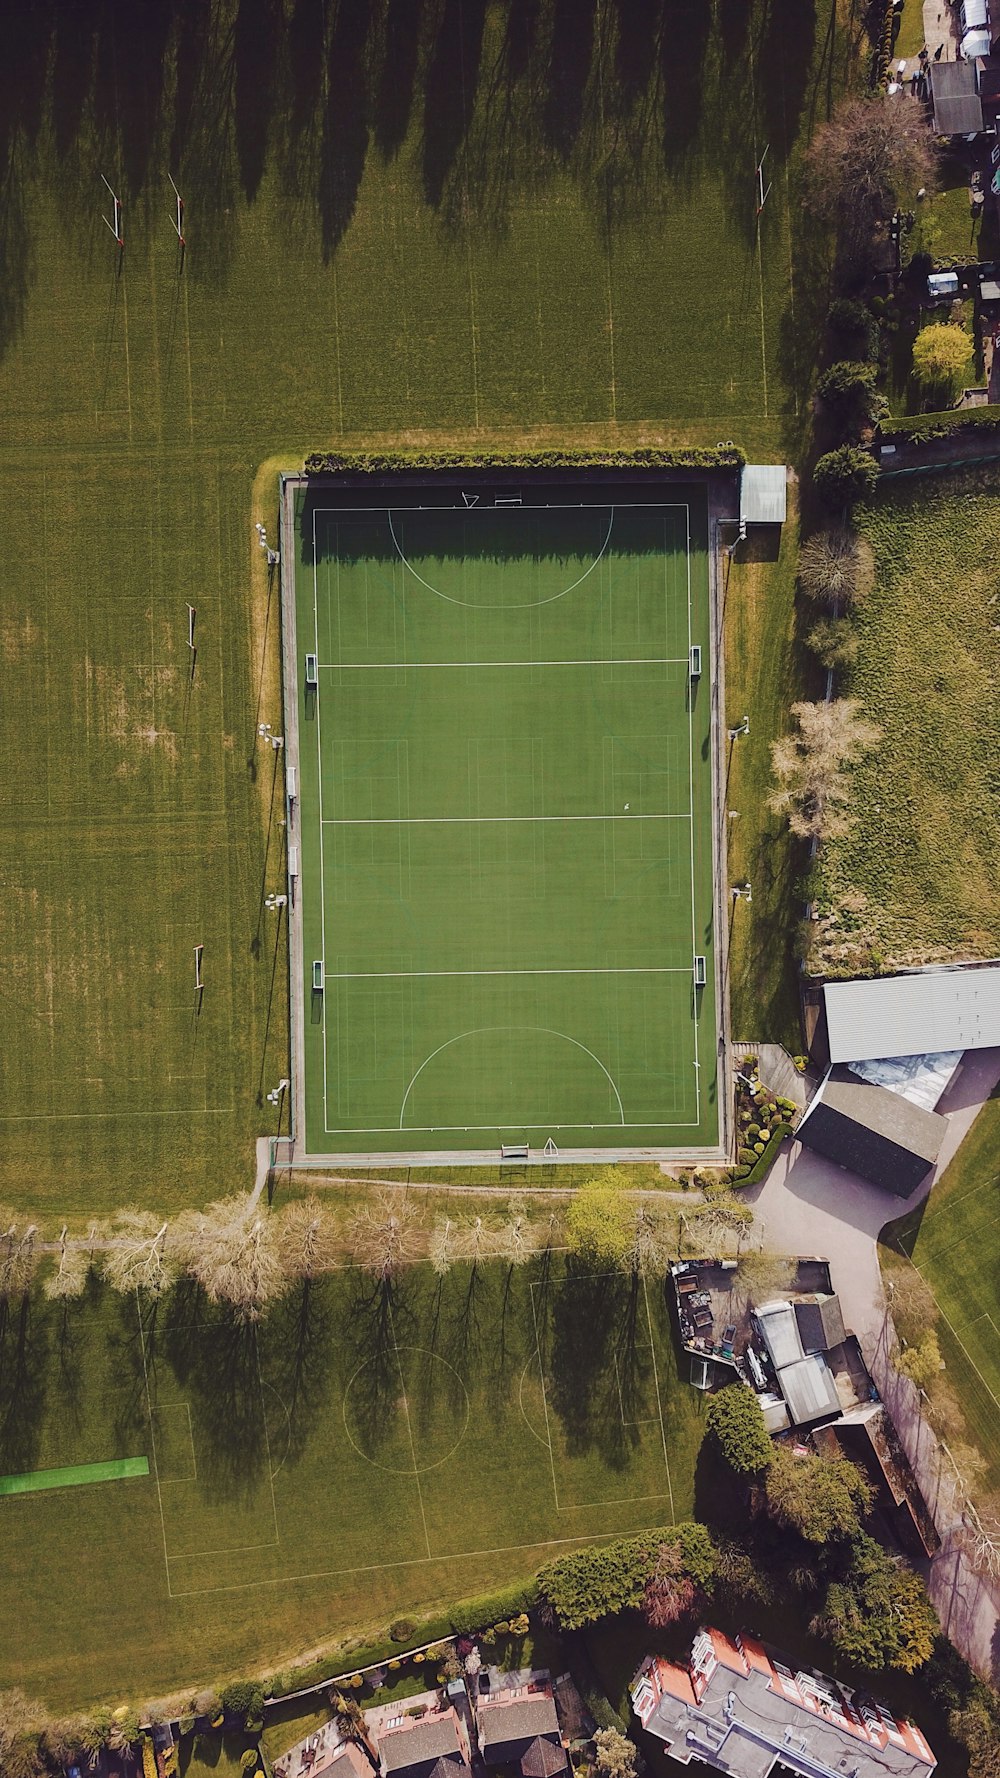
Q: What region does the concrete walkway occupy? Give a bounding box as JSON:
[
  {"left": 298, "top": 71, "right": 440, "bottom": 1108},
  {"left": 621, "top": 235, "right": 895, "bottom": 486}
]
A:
[{"left": 746, "top": 1046, "right": 1000, "bottom": 1683}]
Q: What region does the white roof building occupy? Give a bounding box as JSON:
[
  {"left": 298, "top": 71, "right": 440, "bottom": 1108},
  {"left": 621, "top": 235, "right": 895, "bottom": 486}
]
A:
[
  {"left": 822, "top": 964, "right": 1000, "bottom": 1065},
  {"left": 739, "top": 465, "right": 787, "bottom": 526}
]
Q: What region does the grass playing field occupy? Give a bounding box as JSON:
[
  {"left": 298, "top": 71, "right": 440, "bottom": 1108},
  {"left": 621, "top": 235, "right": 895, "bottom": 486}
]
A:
[
  {"left": 0, "top": 1258, "right": 705, "bottom": 1708},
  {"left": 291, "top": 480, "right": 719, "bottom": 1156},
  {"left": 885, "top": 1088, "right": 1000, "bottom": 1498}
]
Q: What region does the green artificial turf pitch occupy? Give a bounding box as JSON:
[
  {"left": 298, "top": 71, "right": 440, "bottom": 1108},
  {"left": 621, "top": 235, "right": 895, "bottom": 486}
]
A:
[
  {"left": 0, "top": 1262, "right": 705, "bottom": 1705},
  {"left": 0, "top": 1456, "right": 149, "bottom": 1495},
  {"left": 293, "top": 484, "right": 719, "bottom": 1155}
]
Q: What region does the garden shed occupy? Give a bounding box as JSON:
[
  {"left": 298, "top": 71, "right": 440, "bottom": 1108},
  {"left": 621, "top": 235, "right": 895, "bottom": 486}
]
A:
[{"left": 739, "top": 464, "right": 787, "bottom": 527}]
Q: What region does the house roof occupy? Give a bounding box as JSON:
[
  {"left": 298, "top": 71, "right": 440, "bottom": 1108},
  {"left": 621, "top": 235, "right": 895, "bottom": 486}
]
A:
[
  {"left": 477, "top": 1697, "right": 560, "bottom": 1757},
  {"left": 823, "top": 964, "right": 1000, "bottom": 1063},
  {"left": 794, "top": 1294, "right": 847, "bottom": 1354},
  {"left": 740, "top": 464, "right": 787, "bottom": 525},
  {"left": 797, "top": 1067, "right": 946, "bottom": 1196},
  {"left": 930, "top": 57, "right": 985, "bottom": 130},
  {"left": 519, "top": 1738, "right": 567, "bottom": 1778},
  {"left": 379, "top": 1717, "right": 466, "bottom": 1778}
]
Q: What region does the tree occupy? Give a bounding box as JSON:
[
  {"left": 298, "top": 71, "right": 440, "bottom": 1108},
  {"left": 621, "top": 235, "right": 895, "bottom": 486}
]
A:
[
  {"left": 277, "top": 1196, "right": 339, "bottom": 1281},
  {"left": 642, "top": 1540, "right": 696, "bottom": 1628},
  {"left": 764, "top": 1448, "right": 872, "bottom": 1543},
  {"left": 951, "top": 1696, "right": 1000, "bottom": 1778},
  {"left": 43, "top": 1228, "right": 90, "bottom": 1303},
  {"left": 565, "top": 1176, "right": 633, "bottom": 1269},
  {"left": 816, "top": 360, "right": 879, "bottom": 433},
  {"left": 451, "top": 1214, "right": 502, "bottom": 1271},
  {"left": 428, "top": 1216, "right": 455, "bottom": 1276},
  {"left": 348, "top": 1190, "right": 421, "bottom": 1281},
  {"left": 886, "top": 1264, "right": 936, "bottom": 1346},
  {"left": 0, "top": 1692, "right": 44, "bottom": 1778},
  {"left": 714, "top": 1539, "right": 772, "bottom": 1609},
  {"left": 0, "top": 1212, "right": 41, "bottom": 1302},
  {"left": 593, "top": 1728, "right": 638, "bottom": 1778},
  {"left": 705, "top": 1385, "right": 774, "bottom": 1476},
  {"left": 101, "top": 1209, "right": 174, "bottom": 1299},
  {"left": 735, "top": 1249, "right": 796, "bottom": 1306},
  {"left": 814, "top": 1532, "right": 938, "bottom": 1673},
  {"left": 537, "top": 1523, "right": 714, "bottom": 1629},
  {"left": 812, "top": 446, "right": 879, "bottom": 508},
  {"left": 797, "top": 527, "right": 875, "bottom": 609},
  {"left": 688, "top": 1193, "right": 753, "bottom": 1251},
  {"left": 497, "top": 1202, "right": 540, "bottom": 1268},
  {"left": 895, "top": 1329, "right": 942, "bottom": 1392},
  {"left": 769, "top": 698, "right": 881, "bottom": 843},
  {"left": 623, "top": 1203, "right": 674, "bottom": 1278},
  {"left": 174, "top": 1198, "right": 285, "bottom": 1321},
  {"left": 912, "top": 323, "right": 973, "bottom": 388},
  {"left": 805, "top": 617, "right": 858, "bottom": 672},
  {"left": 804, "top": 96, "right": 934, "bottom": 260}
]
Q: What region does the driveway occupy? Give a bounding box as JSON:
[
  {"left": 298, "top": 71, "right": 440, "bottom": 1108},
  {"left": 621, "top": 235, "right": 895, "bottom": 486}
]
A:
[{"left": 745, "top": 1047, "right": 1000, "bottom": 1682}]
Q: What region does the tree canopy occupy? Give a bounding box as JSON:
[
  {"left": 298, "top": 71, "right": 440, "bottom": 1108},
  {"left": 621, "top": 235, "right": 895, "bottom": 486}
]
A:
[
  {"left": 764, "top": 1448, "right": 872, "bottom": 1544},
  {"left": 537, "top": 1522, "right": 715, "bottom": 1629},
  {"left": 912, "top": 323, "right": 973, "bottom": 388},
  {"left": 797, "top": 526, "right": 874, "bottom": 609},
  {"left": 815, "top": 1532, "right": 938, "bottom": 1673},
  {"left": 705, "top": 1385, "right": 774, "bottom": 1475},
  {"left": 565, "top": 1176, "right": 633, "bottom": 1269},
  {"left": 769, "top": 698, "right": 882, "bottom": 843}
]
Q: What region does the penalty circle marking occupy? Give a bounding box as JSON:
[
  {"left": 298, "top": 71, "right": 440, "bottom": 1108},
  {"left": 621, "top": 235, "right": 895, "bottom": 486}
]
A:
[{"left": 386, "top": 508, "right": 615, "bottom": 610}]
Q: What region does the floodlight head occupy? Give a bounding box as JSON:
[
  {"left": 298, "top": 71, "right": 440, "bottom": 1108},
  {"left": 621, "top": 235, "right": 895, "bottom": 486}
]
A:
[{"left": 258, "top": 722, "right": 271, "bottom": 737}]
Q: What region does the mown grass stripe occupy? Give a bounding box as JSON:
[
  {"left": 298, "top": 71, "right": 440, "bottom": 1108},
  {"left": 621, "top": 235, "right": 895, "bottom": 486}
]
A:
[{"left": 0, "top": 1457, "right": 149, "bottom": 1497}]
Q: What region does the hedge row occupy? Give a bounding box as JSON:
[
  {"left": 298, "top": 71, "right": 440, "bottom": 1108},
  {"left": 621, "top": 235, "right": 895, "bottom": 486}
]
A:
[
  {"left": 303, "top": 446, "right": 745, "bottom": 475},
  {"left": 878, "top": 405, "right": 1000, "bottom": 444},
  {"left": 731, "top": 1122, "right": 793, "bottom": 1187},
  {"left": 266, "top": 1581, "right": 538, "bottom": 1699}
]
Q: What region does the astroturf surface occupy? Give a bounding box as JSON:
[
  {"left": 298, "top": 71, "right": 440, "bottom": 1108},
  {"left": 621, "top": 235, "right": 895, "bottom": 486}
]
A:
[
  {"left": 295, "top": 485, "right": 718, "bottom": 1153},
  {"left": 0, "top": 1262, "right": 705, "bottom": 1707}
]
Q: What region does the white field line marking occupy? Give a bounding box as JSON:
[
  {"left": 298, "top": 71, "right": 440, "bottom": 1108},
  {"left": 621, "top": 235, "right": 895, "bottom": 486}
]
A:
[
  {"left": 386, "top": 507, "right": 615, "bottom": 610},
  {"left": 322, "top": 813, "right": 691, "bottom": 825},
  {"left": 321, "top": 1120, "right": 707, "bottom": 1134},
  {"left": 518, "top": 1355, "right": 554, "bottom": 1452},
  {"left": 313, "top": 502, "right": 689, "bottom": 515},
  {"left": 327, "top": 967, "right": 690, "bottom": 980},
  {"left": 643, "top": 1274, "right": 677, "bottom": 1523},
  {"left": 685, "top": 504, "right": 700, "bottom": 1126},
  {"left": 255, "top": 1330, "right": 282, "bottom": 1544},
  {"left": 313, "top": 503, "right": 331, "bottom": 1135},
  {"left": 136, "top": 1292, "right": 174, "bottom": 1596},
  {"left": 397, "top": 1025, "right": 626, "bottom": 1129},
  {"left": 389, "top": 1302, "right": 433, "bottom": 1558},
  {"left": 164, "top": 1527, "right": 650, "bottom": 1597},
  {"left": 0, "top": 1108, "right": 233, "bottom": 1124},
  {"left": 529, "top": 1282, "right": 561, "bottom": 1511},
  {"left": 319, "top": 657, "right": 687, "bottom": 670},
  {"left": 895, "top": 1246, "right": 1000, "bottom": 1419}
]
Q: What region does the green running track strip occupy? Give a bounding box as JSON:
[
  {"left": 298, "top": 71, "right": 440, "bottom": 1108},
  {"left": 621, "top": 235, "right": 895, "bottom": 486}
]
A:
[{"left": 0, "top": 1456, "right": 149, "bottom": 1495}]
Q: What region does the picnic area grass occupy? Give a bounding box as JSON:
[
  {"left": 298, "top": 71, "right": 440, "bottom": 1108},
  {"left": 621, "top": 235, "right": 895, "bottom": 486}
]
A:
[
  {"left": 883, "top": 1084, "right": 1000, "bottom": 1500},
  {"left": 0, "top": 0, "right": 848, "bottom": 1210},
  {"left": 0, "top": 1256, "right": 706, "bottom": 1711},
  {"left": 813, "top": 467, "right": 1000, "bottom": 975}
]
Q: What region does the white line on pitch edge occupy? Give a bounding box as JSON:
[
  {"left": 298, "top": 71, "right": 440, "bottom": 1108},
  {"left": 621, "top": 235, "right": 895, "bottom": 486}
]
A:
[
  {"left": 321, "top": 813, "right": 691, "bottom": 825},
  {"left": 325, "top": 966, "right": 691, "bottom": 980},
  {"left": 318, "top": 657, "right": 688, "bottom": 670}
]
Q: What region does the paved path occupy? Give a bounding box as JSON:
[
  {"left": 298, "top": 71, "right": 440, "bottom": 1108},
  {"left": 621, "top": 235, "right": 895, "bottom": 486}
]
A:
[{"left": 747, "top": 1046, "right": 1000, "bottom": 1683}]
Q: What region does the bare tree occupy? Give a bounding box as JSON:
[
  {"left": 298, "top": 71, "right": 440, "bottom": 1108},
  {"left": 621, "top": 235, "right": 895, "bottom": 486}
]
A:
[
  {"left": 428, "top": 1216, "right": 456, "bottom": 1277},
  {"left": 643, "top": 1539, "right": 696, "bottom": 1628},
  {"left": 451, "top": 1214, "right": 502, "bottom": 1272},
  {"left": 963, "top": 1494, "right": 1000, "bottom": 1578},
  {"left": 885, "top": 1263, "right": 937, "bottom": 1346},
  {"left": 101, "top": 1210, "right": 175, "bottom": 1299},
  {"left": 625, "top": 1202, "right": 674, "bottom": 1277},
  {"left": 769, "top": 700, "right": 882, "bottom": 843},
  {"left": 688, "top": 1194, "right": 754, "bottom": 1252},
  {"left": 0, "top": 1212, "right": 41, "bottom": 1301},
  {"left": 43, "top": 1227, "right": 91, "bottom": 1303},
  {"left": 803, "top": 96, "right": 935, "bottom": 262},
  {"left": 174, "top": 1197, "right": 286, "bottom": 1321},
  {"left": 798, "top": 528, "right": 874, "bottom": 609},
  {"left": 349, "top": 1190, "right": 421, "bottom": 1281},
  {"left": 497, "top": 1202, "right": 540, "bottom": 1268},
  {"left": 277, "top": 1196, "right": 339, "bottom": 1281},
  {"left": 0, "top": 1690, "right": 45, "bottom": 1778},
  {"left": 736, "top": 1250, "right": 796, "bottom": 1305}
]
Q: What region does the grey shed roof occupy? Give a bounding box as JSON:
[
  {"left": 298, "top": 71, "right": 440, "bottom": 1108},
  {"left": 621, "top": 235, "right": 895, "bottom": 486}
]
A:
[
  {"left": 930, "top": 58, "right": 984, "bottom": 131},
  {"left": 380, "top": 1719, "right": 466, "bottom": 1778},
  {"left": 797, "top": 1067, "right": 946, "bottom": 1197},
  {"left": 778, "top": 1353, "right": 842, "bottom": 1426},
  {"left": 823, "top": 964, "right": 1000, "bottom": 1063},
  {"left": 740, "top": 464, "right": 787, "bottom": 525},
  {"left": 794, "top": 1293, "right": 847, "bottom": 1354}
]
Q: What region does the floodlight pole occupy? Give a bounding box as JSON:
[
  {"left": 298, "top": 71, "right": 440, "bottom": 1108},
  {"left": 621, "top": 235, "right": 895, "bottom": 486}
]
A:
[{"left": 728, "top": 715, "right": 750, "bottom": 740}]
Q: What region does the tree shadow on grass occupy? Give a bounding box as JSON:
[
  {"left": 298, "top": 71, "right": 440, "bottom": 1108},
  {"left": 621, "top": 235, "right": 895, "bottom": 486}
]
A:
[
  {"left": 234, "top": 0, "right": 283, "bottom": 201},
  {"left": 260, "top": 1274, "right": 339, "bottom": 1466},
  {"left": 159, "top": 1281, "right": 269, "bottom": 1502},
  {"left": 545, "top": 1261, "right": 637, "bottom": 1466},
  {"left": 318, "top": 0, "right": 375, "bottom": 259},
  {"left": 660, "top": 0, "right": 711, "bottom": 169},
  {"left": 0, "top": 1293, "right": 48, "bottom": 1476},
  {"left": 422, "top": 0, "right": 487, "bottom": 208},
  {"left": 374, "top": 0, "right": 424, "bottom": 162}
]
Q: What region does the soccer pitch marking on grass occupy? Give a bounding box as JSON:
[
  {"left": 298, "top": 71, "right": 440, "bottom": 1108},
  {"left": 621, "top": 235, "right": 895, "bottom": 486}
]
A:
[
  {"left": 341, "top": 1346, "right": 471, "bottom": 1476},
  {"left": 398, "top": 1025, "right": 626, "bottom": 1129},
  {"left": 386, "top": 507, "right": 616, "bottom": 609},
  {"left": 891, "top": 1243, "right": 1000, "bottom": 1422},
  {"left": 527, "top": 1271, "right": 676, "bottom": 1520},
  {"left": 310, "top": 497, "right": 703, "bottom": 1145}
]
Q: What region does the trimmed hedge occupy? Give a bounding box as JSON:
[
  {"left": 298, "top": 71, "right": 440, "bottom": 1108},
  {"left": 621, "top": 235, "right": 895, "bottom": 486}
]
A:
[
  {"left": 448, "top": 1580, "right": 538, "bottom": 1636},
  {"left": 878, "top": 405, "right": 1000, "bottom": 445},
  {"left": 303, "top": 446, "right": 745, "bottom": 476},
  {"left": 730, "top": 1123, "right": 793, "bottom": 1187}
]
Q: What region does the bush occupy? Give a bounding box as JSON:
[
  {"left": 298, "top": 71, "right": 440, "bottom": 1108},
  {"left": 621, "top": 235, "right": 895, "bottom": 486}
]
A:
[
  {"left": 878, "top": 404, "right": 1000, "bottom": 444},
  {"left": 737, "top": 1147, "right": 755, "bottom": 1166},
  {"left": 537, "top": 1523, "right": 714, "bottom": 1629},
  {"left": 827, "top": 299, "right": 880, "bottom": 361},
  {"left": 240, "top": 1753, "right": 258, "bottom": 1774},
  {"left": 582, "top": 1690, "right": 628, "bottom": 1735},
  {"left": 178, "top": 1718, "right": 195, "bottom": 1739},
  {"left": 812, "top": 446, "right": 879, "bottom": 507},
  {"left": 390, "top": 1619, "right": 416, "bottom": 1643},
  {"left": 705, "top": 1385, "right": 774, "bottom": 1475},
  {"left": 305, "top": 446, "right": 745, "bottom": 477},
  {"left": 220, "top": 1684, "right": 266, "bottom": 1723},
  {"left": 817, "top": 360, "right": 878, "bottom": 425},
  {"left": 448, "top": 1580, "right": 538, "bottom": 1635},
  {"left": 911, "top": 322, "right": 973, "bottom": 389}
]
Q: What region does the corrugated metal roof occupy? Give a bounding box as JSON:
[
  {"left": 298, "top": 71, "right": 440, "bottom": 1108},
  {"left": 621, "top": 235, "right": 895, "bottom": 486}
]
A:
[
  {"left": 755, "top": 1300, "right": 804, "bottom": 1370},
  {"left": 824, "top": 965, "right": 1000, "bottom": 1063},
  {"left": 778, "top": 1354, "right": 842, "bottom": 1426},
  {"left": 740, "top": 464, "right": 787, "bottom": 525}
]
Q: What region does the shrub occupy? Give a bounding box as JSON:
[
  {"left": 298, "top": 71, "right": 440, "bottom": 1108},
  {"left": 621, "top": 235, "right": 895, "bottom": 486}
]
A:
[
  {"left": 813, "top": 447, "right": 879, "bottom": 508},
  {"left": 448, "top": 1580, "right": 537, "bottom": 1635},
  {"left": 705, "top": 1385, "right": 774, "bottom": 1474},
  {"left": 746, "top": 1123, "right": 760, "bottom": 1140},
  {"left": 142, "top": 1740, "right": 157, "bottom": 1778},
  {"left": 390, "top": 1619, "right": 416, "bottom": 1643},
  {"left": 537, "top": 1523, "right": 714, "bottom": 1629},
  {"left": 220, "top": 1684, "right": 265, "bottom": 1723},
  {"left": 737, "top": 1147, "right": 755, "bottom": 1166},
  {"left": 388, "top": 1660, "right": 401, "bottom": 1671},
  {"left": 240, "top": 1754, "right": 258, "bottom": 1774},
  {"left": 827, "top": 299, "right": 880, "bottom": 361},
  {"left": 178, "top": 1719, "right": 195, "bottom": 1739},
  {"left": 911, "top": 322, "right": 973, "bottom": 389},
  {"left": 305, "top": 446, "right": 745, "bottom": 477},
  {"left": 817, "top": 360, "right": 879, "bottom": 430},
  {"left": 753, "top": 1142, "right": 766, "bottom": 1155}
]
